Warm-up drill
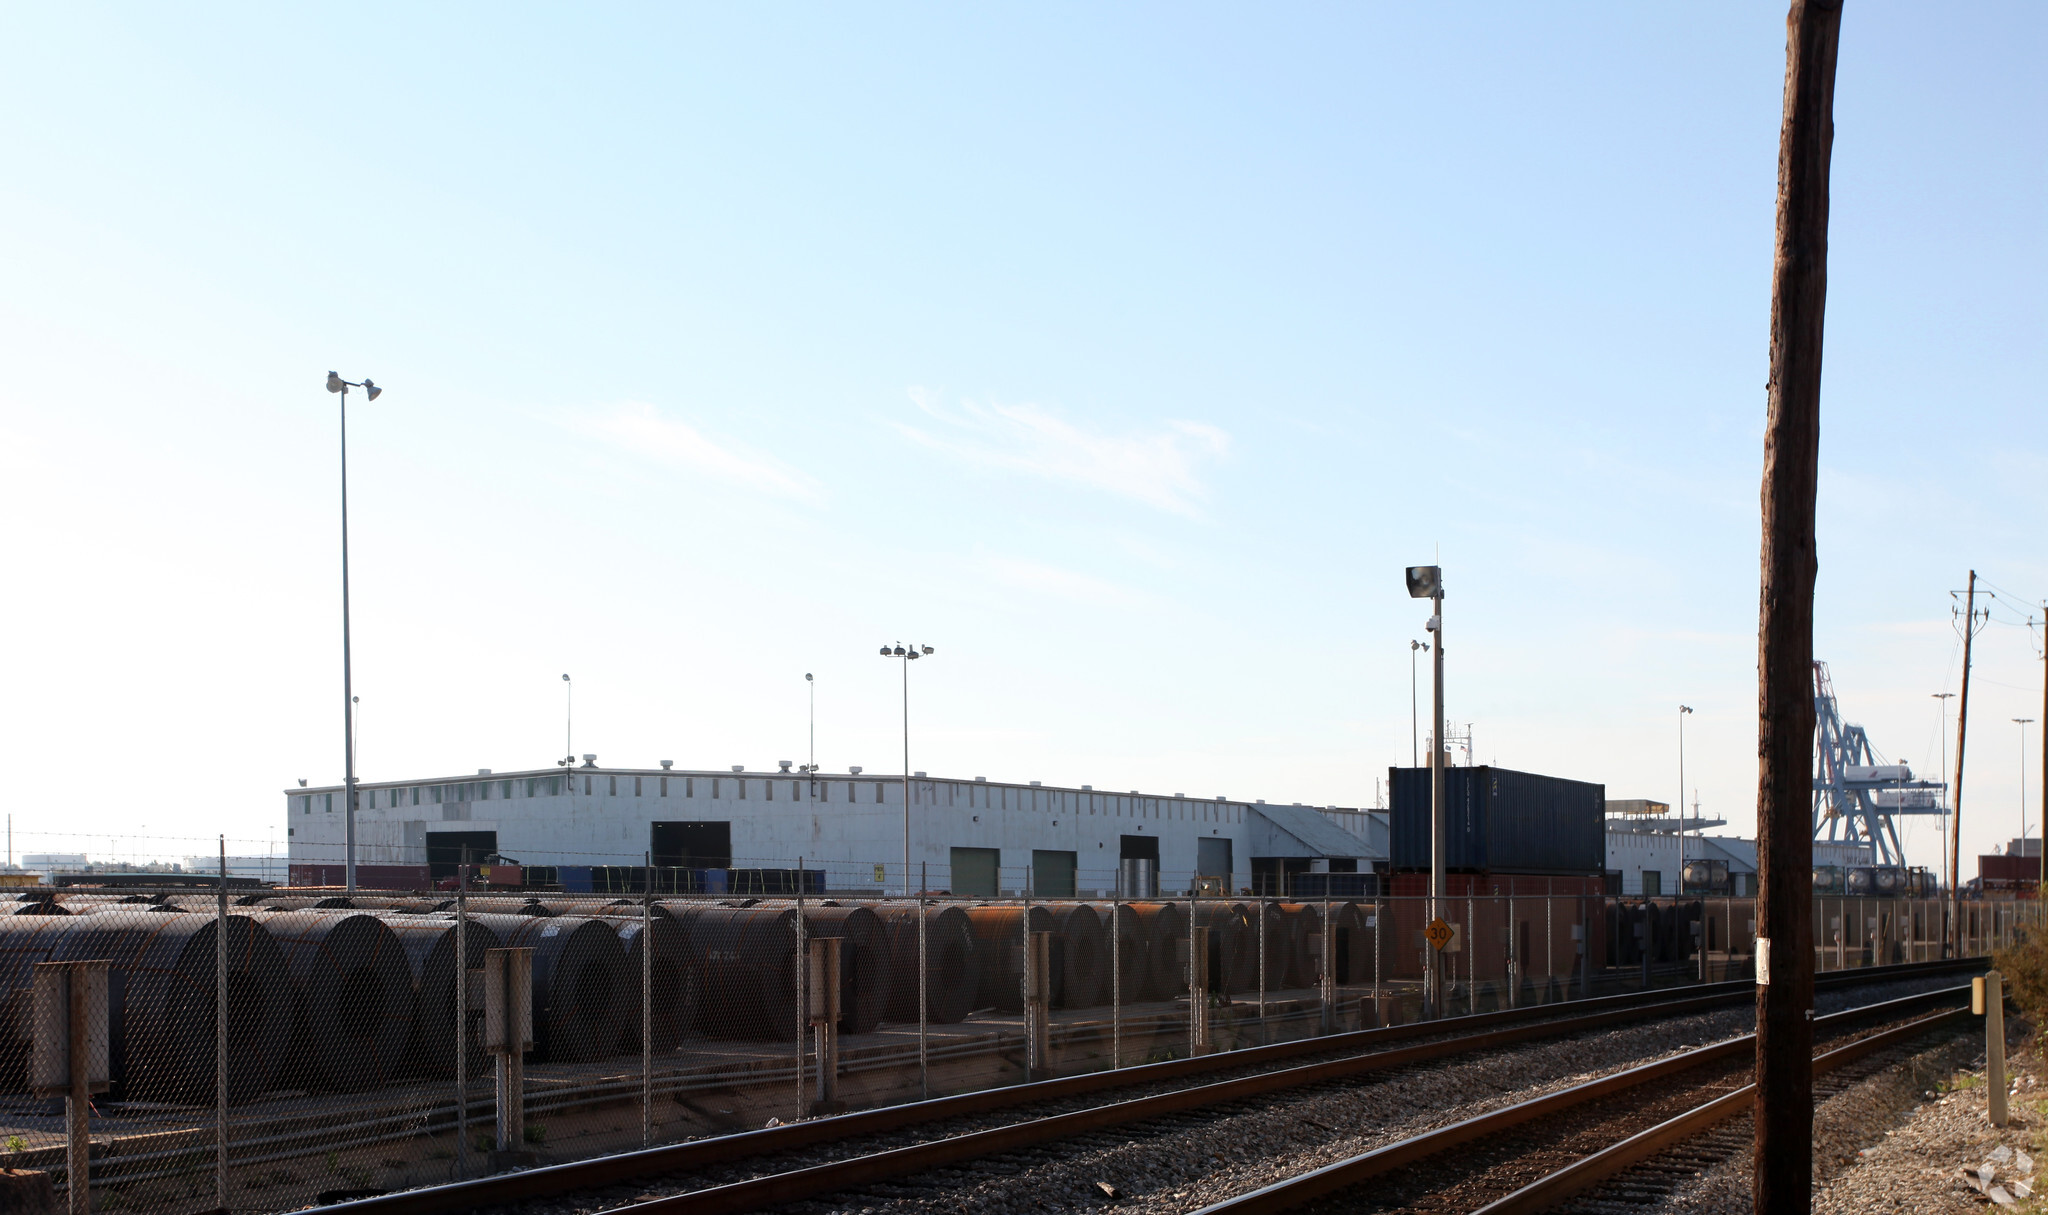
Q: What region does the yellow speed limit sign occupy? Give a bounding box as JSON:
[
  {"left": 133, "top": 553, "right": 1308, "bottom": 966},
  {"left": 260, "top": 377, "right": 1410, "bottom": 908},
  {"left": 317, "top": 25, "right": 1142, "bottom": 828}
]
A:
[{"left": 1425, "top": 918, "right": 1454, "bottom": 951}]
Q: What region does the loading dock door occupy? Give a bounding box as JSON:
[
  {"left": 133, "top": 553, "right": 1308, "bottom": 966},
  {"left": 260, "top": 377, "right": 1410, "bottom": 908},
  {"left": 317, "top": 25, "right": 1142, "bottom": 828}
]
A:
[
  {"left": 1196, "top": 838, "right": 1233, "bottom": 888},
  {"left": 1032, "top": 850, "right": 1077, "bottom": 898},
  {"left": 426, "top": 831, "right": 497, "bottom": 880},
  {"left": 951, "top": 847, "right": 1000, "bottom": 898},
  {"left": 650, "top": 821, "right": 732, "bottom": 869}
]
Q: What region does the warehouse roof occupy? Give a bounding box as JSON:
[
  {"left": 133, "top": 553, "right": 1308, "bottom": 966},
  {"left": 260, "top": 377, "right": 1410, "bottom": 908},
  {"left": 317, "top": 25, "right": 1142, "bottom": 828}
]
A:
[{"left": 1247, "top": 802, "right": 1373, "bottom": 859}]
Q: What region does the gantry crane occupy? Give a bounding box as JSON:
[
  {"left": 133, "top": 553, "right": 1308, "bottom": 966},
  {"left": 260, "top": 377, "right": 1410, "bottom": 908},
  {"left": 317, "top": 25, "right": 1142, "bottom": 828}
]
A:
[{"left": 1812, "top": 661, "right": 1946, "bottom": 866}]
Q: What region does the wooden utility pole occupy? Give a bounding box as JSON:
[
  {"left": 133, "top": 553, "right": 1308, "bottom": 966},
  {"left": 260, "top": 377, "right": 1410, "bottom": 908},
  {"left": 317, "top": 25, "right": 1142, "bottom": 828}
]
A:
[
  {"left": 1755, "top": 2, "right": 1840, "bottom": 1210},
  {"left": 1953, "top": 571, "right": 1977, "bottom": 950}
]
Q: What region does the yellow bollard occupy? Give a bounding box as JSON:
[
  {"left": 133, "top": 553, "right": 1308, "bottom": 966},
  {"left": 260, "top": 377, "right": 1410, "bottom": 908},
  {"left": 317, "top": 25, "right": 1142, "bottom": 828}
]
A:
[{"left": 1986, "top": 969, "right": 2007, "bottom": 1128}]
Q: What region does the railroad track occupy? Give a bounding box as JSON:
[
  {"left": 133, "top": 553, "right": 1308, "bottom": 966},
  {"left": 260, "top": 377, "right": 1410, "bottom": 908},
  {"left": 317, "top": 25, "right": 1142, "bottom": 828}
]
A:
[
  {"left": 1190, "top": 986, "right": 1970, "bottom": 1214},
  {"left": 305, "top": 958, "right": 1979, "bottom": 1215}
]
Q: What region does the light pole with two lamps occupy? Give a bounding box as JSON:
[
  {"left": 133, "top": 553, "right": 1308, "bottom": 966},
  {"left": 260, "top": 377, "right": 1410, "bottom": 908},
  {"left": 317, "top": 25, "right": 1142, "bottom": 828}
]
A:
[
  {"left": 325, "top": 370, "right": 383, "bottom": 892},
  {"left": 880, "top": 643, "right": 935, "bottom": 895},
  {"left": 1405, "top": 565, "right": 1445, "bottom": 1018}
]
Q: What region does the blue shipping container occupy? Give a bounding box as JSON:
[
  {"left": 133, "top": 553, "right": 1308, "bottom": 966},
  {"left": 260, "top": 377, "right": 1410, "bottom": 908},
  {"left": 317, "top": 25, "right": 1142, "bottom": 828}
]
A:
[{"left": 1388, "top": 765, "right": 1604, "bottom": 874}]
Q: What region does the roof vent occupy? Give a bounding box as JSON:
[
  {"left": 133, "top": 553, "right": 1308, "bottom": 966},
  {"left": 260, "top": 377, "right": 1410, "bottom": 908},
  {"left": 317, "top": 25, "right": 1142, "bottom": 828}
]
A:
[
  {"left": 1174, "top": 792, "right": 1184, "bottom": 798},
  {"left": 1215, "top": 795, "right": 1227, "bottom": 801},
  {"left": 581, "top": 754, "right": 597, "bottom": 768},
  {"left": 478, "top": 769, "right": 492, "bottom": 776},
  {"left": 914, "top": 770, "right": 927, "bottom": 778},
  {"left": 850, "top": 766, "right": 863, "bottom": 775},
  {"left": 731, "top": 765, "right": 744, "bottom": 773},
  {"left": 660, "top": 760, "right": 673, "bottom": 770},
  {"left": 974, "top": 776, "right": 987, "bottom": 783},
  {"left": 1030, "top": 780, "right": 1042, "bottom": 787},
  {"left": 1082, "top": 785, "right": 1093, "bottom": 791},
  {"left": 778, "top": 760, "right": 793, "bottom": 772}
]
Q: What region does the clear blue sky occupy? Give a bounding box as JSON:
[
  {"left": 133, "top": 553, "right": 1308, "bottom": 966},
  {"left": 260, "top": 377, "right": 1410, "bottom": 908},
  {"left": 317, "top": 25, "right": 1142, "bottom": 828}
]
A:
[{"left": 1, "top": 4, "right": 2040, "bottom": 873}]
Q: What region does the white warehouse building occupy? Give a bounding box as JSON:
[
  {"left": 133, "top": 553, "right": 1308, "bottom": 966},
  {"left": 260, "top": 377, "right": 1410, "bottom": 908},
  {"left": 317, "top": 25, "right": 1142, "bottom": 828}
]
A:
[{"left": 286, "top": 759, "right": 1386, "bottom": 897}]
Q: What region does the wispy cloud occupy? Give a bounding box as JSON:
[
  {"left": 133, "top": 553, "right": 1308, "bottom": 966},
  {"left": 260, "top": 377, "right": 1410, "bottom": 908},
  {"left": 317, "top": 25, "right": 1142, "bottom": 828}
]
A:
[
  {"left": 976, "top": 554, "right": 1153, "bottom": 609},
  {"left": 898, "top": 390, "right": 1229, "bottom": 517},
  {"left": 572, "top": 403, "right": 820, "bottom": 501}
]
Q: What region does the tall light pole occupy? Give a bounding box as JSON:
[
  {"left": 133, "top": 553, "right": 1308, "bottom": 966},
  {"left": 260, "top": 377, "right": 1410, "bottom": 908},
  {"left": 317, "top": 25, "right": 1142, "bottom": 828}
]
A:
[
  {"left": 1409, "top": 641, "right": 1428, "bottom": 768},
  {"left": 806, "top": 673, "right": 816, "bottom": 775},
  {"left": 562, "top": 674, "right": 573, "bottom": 765},
  {"left": 1677, "top": 706, "right": 1693, "bottom": 897},
  {"left": 2016, "top": 718, "right": 2035, "bottom": 862},
  {"left": 1934, "top": 692, "right": 1955, "bottom": 892},
  {"left": 880, "top": 643, "right": 934, "bottom": 895},
  {"left": 325, "top": 371, "right": 382, "bottom": 893},
  {"left": 1406, "top": 565, "right": 1444, "bottom": 1018}
]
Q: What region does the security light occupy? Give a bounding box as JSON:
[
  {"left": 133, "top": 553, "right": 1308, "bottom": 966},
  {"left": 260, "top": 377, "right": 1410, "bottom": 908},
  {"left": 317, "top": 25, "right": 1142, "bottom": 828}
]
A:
[
  {"left": 327, "top": 371, "right": 345, "bottom": 393},
  {"left": 1405, "top": 565, "right": 1442, "bottom": 598},
  {"left": 362, "top": 379, "right": 381, "bottom": 401}
]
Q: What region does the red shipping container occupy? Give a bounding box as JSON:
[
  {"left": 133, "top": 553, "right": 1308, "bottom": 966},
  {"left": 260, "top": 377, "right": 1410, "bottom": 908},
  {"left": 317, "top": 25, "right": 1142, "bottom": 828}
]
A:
[{"left": 288, "top": 863, "right": 432, "bottom": 889}]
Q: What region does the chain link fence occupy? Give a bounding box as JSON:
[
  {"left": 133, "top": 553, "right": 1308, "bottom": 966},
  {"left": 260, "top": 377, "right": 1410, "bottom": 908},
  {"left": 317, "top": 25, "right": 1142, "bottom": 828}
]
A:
[{"left": 0, "top": 877, "right": 2032, "bottom": 1214}]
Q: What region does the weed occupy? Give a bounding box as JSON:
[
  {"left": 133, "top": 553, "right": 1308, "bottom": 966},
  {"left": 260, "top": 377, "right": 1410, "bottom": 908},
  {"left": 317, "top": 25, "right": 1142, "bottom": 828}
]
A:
[
  {"left": 524, "top": 1123, "right": 547, "bottom": 1145},
  {"left": 4, "top": 1135, "right": 24, "bottom": 1153}
]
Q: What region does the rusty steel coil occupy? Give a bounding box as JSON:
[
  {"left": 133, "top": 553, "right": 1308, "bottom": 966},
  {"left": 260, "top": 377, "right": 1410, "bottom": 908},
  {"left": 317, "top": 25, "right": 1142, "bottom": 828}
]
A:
[
  {"left": 671, "top": 905, "right": 800, "bottom": 1042},
  {"left": 253, "top": 910, "right": 416, "bottom": 1091},
  {"left": 0, "top": 912, "right": 292, "bottom": 1103},
  {"left": 374, "top": 913, "right": 503, "bottom": 1077},
  {"left": 607, "top": 915, "right": 695, "bottom": 1053},
  {"left": 1126, "top": 902, "right": 1185, "bottom": 999},
  {"left": 864, "top": 903, "right": 980, "bottom": 1025},
  {"left": 963, "top": 905, "right": 1056, "bottom": 1012},
  {"left": 468, "top": 914, "right": 628, "bottom": 1062}
]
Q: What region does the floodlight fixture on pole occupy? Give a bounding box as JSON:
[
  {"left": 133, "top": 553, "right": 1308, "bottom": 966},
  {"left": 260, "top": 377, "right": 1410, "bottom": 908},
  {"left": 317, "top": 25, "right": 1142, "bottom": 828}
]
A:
[
  {"left": 880, "top": 642, "right": 937, "bottom": 895},
  {"left": 1678, "top": 704, "right": 1695, "bottom": 978},
  {"left": 325, "top": 370, "right": 386, "bottom": 893},
  {"left": 1405, "top": 564, "right": 1445, "bottom": 1017}
]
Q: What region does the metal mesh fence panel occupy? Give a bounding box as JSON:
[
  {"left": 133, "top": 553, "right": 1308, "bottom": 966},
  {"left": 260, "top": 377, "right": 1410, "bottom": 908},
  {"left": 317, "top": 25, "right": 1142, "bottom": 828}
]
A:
[{"left": 0, "top": 881, "right": 2030, "bottom": 1215}]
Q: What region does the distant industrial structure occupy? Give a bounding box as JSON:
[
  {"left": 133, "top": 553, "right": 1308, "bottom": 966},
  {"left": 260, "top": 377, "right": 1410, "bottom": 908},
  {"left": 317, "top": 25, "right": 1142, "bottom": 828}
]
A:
[{"left": 286, "top": 759, "right": 1383, "bottom": 896}]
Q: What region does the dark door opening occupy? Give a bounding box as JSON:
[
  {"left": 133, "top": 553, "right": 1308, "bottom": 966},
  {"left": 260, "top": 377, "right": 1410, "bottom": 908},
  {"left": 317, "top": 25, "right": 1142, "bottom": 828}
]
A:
[
  {"left": 1118, "top": 835, "right": 1159, "bottom": 863},
  {"left": 651, "top": 821, "right": 732, "bottom": 869},
  {"left": 1251, "top": 857, "right": 1312, "bottom": 897},
  {"left": 426, "top": 831, "right": 498, "bottom": 880}
]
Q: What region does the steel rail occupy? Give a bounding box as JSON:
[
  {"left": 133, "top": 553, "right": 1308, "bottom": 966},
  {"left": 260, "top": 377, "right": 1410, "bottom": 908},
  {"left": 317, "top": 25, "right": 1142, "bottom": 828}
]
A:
[
  {"left": 1468, "top": 1001, "right": 1974, "bottom": 1215},
  {"left": 302, "top": 959, "right": 1977, "bottom": 1215},
  {"left": 1188, "top": 988, "right": 1971, "bottom": 1215}
]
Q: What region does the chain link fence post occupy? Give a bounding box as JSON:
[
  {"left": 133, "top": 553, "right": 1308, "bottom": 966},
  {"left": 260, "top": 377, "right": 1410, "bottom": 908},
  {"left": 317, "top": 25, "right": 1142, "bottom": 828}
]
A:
[
  {"left": 455, "top": 856, "right": 469, "bottom": 1179},
  {"left": 641, "top": 858, "right": 653, "bottom": 1147},
  {"left": 1114, "top": 881, "right": 1130, "bottom": 1073},
  {"left": 793, "top": 857, "right": 807, "bottom": 1119},
  {"left": 918, "top": 862, "right": 929, "bottom": 1102},
  {"left": 216, "top": 837, "right": 229, "bottom": 1212}
]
